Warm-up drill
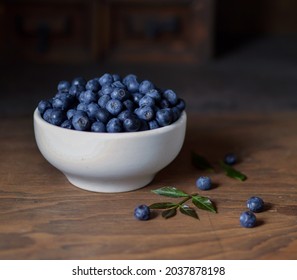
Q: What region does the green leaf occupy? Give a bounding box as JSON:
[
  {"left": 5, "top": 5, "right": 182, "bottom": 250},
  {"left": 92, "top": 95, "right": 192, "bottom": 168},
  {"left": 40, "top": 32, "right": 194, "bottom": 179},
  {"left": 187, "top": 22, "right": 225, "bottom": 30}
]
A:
[
  {"left": 192, "top": 195, "right": 217, "bottom": 213},
  {"left": 152, "top": 187, "right": 190, "bottom": 198},
  {"left": 162, "top": 208, "right": 177, "bottom": 219},
  {"left": 179, "top": 205, "right": 199, "bottom": 219},
  {"left": 191, "top": 152, "right": 214, "bottom": 172},
  {"left": 219, "top": 161, "right": 247, "bottom": 181},
  {"left": 149, "top": 202, "right": 177, "bottom": 209}
]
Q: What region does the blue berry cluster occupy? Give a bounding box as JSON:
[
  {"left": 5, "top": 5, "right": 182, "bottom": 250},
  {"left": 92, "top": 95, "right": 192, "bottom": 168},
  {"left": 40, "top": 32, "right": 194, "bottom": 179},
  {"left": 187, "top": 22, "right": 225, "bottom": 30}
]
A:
[{"left": 37, "top": 73, "right": 186, "bottom": 133}]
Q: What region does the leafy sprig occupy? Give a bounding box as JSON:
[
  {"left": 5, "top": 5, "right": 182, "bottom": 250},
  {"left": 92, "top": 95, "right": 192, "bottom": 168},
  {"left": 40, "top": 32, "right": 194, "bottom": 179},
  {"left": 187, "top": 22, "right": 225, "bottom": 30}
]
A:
[
  {"left": 149, "top": 187, "right": 216, "bottom": 220},
  {"left": 192, "top": 152, "right": 247, "bottom": 181}
]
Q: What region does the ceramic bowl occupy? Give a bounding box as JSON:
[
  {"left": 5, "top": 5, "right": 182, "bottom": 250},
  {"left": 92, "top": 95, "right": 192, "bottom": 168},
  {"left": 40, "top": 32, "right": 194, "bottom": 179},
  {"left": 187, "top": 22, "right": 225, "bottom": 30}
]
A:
[{"left": 33, "top": 108, "right": 187, "bottom": 193}]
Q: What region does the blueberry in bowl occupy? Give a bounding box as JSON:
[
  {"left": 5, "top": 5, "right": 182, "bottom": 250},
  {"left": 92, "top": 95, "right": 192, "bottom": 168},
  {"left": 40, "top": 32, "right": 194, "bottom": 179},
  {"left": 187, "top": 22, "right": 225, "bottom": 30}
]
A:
[{"left": 34, "top": 73, "right": 187, "bottom": 193}]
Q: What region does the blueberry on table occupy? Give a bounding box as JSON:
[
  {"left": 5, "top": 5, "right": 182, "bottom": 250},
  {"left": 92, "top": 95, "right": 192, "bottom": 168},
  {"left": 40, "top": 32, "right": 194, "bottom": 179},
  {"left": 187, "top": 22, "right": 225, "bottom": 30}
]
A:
[
  {"left": 240, "top": 211, "right": 257, "bottom": 228},
  {"left": 134, "top": 205, "right": 151, "bottom": 221},
  {"left": 196, "top": 176, "right": 212, "bottom": 190},
  {"left": 224, "top": 153, "right": 237, "bottom": 165},
  {"left": 247, "top": 196, "right": 264, "bottom": 213}
]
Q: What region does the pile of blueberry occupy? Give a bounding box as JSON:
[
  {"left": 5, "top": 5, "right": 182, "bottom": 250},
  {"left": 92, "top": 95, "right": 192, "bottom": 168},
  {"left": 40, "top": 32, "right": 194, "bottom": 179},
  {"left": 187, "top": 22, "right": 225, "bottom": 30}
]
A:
[{"left": 37, "top": 73, "right": 186, "bottom": 133}]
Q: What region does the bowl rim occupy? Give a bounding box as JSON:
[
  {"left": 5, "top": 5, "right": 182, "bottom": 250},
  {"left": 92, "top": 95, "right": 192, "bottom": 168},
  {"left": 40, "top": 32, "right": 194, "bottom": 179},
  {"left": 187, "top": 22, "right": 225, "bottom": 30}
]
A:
[{"left": 34, "top": 108, "right": 187, "bottom": 139}]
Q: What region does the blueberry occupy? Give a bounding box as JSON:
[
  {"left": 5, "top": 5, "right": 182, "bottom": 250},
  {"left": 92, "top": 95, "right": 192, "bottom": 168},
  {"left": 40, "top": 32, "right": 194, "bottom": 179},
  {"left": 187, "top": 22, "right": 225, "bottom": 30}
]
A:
[
  {"left": 123, "top": 117, "right": 141, "bottom": 132},
  {"left": 66, "top": 108, "right": 77, "bottom": 120},
  {"left": 79, "top": 90, "right": 98, "bottom": 104},
  {"left": 123, "top": 99, "right": 135, "bottom": 111},
  {"left": 123, "top": 74, "right": 138, "bottom": 85},
  {"left": 98, "top": 94, "right": 111, "bottom": 108},
  {"left": 136, "top": 106, "right": 155, "bottom": 121},
  {"left": 148, "top": 120, "right": 160, "bottom": 130},
  {"left": 61, "top": 119, "right": 73, "bottom": 129},
  {"left": 72, "top": 77, "right": 87, "bottom": 87},
  {"left": 49, "top": 109, "right": 66, "bottom": 126},
  {"left": 139, "top": 120, "right": 149, "bottom": 131},
  {"left": 91, "top": 121, "right": 106, "bottom": 132},
  {"left": 146, "top": 89, "right": 161, "bottom": 102},
  {"left": 124, "top": 75, "right": 139, "bottom": 93},
  {"left": 112, "top": 73, "right": 121, "bottom": 82},
  {"left": 52, "top": 94, "right": 72, "bottom": 111},
  {"left": 139, "top": 80, "right": 154, "bottom": 94},
  {"left": 176, "top": 98, "right": 186, "bottom": 111},
  {"left": 172, "top": 107, "right": 181, "bottom": 122},
  {"left": 139, "top": 95, "right": 155, "bottom": 107},
  {"left": 134, "top": 205, "right": 150, "bottom": 221},
  {"left": 247, "top": 196, "right": 264, "bottom": 213},
  {"left": 72, "top": 112, "right": 91, "bottom": 131},
  {"left": 239, "top": 211, "right": 257, "bottom": 228},
  {"left": 112, "top": 80, "right": 126, "bottom": 89},
  {"left": 98, "top": 73, "right": 113, "bottom": 86},
  {"left": 224, "top": 153, "right": 237, "bottom": 165},
  {"left": 159, "top": 98, "right": 170, "bottom": 109},
  {"left": 86, "top": 102, "right": 100, "bottom": 120},
  {"left": 69, "top": 84, "right": 84, "bottom": 98},
  {"left": 95, "top": 108, "right": 111, "bottom": 124},
  {"left": 100, "top": 84, "right": 114, "bottom": 96},
  {"left": 86, "top": 79, "right": 100, "bottom": 92},
  {"left": 110, "top": 88, "right": 130, "bottom": 101},
  {"left": 163, "top": 89, "right": 178, "bottom": 105},
  {"left": 77, "top": 103, "right": 88, "bottom": 112},
  {"left": 106, "top": 99, "right": 123, "bottom": 116},
  {"left": 106, "top": 118, "right": 123, "bottom": 133},
  {"left": 57, "top": 80, "right": 70, "bottom": 93},
  {"left": 38, "top": 100, "right": 52, "bottom": 115},
  {"left": 156, "top": 108, "right": 173, "bottom": 126},
  {"left": 196, "top": 176, "right": 212, "bottom": 190},
  {"left": 117, "top": 110, "right": 134, "bottom": 122},
  {"left": 43, "top": 108, "right": 53, "bottom": 123},
  {"left": 132, "top": 93, "right": 144, "bottom": 104}
]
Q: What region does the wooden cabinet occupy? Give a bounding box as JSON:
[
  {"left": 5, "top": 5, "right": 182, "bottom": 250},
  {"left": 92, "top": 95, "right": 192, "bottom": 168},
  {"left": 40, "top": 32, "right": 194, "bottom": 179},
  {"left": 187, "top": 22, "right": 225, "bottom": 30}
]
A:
[{"left": 0, "top": 0, "right": 214, "bottom": 63}]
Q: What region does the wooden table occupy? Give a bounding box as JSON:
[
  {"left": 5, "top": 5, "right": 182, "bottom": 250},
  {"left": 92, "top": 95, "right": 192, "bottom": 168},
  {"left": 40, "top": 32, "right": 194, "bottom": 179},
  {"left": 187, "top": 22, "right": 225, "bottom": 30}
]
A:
[{"left": 1, "top": 112, "right": 297, "bottom": 260}]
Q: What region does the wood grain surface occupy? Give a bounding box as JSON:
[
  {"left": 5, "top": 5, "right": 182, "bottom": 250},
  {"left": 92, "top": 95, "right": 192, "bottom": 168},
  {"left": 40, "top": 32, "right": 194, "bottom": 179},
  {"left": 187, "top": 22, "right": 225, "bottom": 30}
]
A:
[{"left": 1, "top": 112, "right": 297, "bottom": 260}]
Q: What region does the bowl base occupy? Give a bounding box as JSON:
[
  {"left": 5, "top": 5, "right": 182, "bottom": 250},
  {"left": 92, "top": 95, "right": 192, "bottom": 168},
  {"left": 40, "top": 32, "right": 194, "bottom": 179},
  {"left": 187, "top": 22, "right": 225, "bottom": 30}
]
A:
[{"left": 64, "top": 173, "right": 155, "bottom": 193}]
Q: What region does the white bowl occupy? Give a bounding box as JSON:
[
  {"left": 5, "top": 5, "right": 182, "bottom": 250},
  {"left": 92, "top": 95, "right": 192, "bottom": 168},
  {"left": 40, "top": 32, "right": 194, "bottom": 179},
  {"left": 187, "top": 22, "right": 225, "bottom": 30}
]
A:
[{"left": 33, "top": 108, "right": 187, "bottom": 193}]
